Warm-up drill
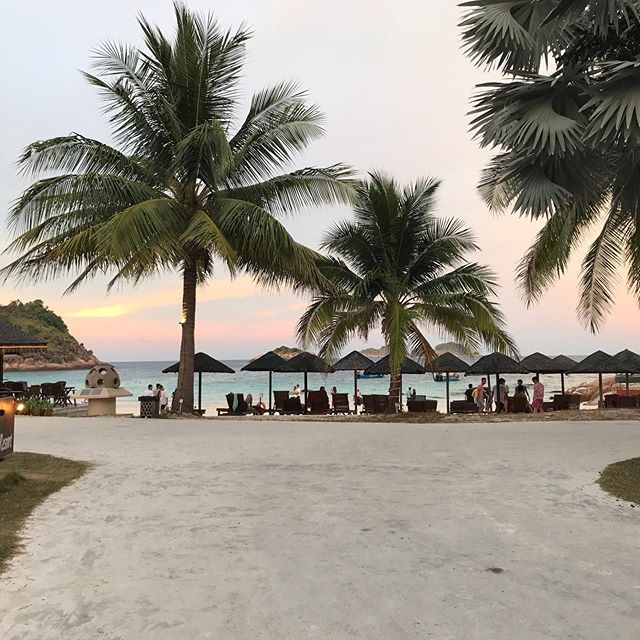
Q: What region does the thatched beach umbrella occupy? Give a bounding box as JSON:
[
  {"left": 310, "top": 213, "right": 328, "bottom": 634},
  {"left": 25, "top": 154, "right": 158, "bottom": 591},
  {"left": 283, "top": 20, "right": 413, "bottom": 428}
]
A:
[
  {"left": 428, "top": 352, "right": 470, "bottom": 414},
  {"left": 276, "top": 352, "right": 335, "bottom": 406},
  {"left": 241, "top": 351, "right": 287, "bottom": 412},
  {"left": 465, "top": 353, "right": 528, "bottom": 412},
  {"left": 570, "top": 350, "right": 619, "bottom": 406},
  {"left": 163, "top": 352, "right": 235, "bottom": 413},
  {"left": 521, "top": 352, "right": 568, "bottom": 394},
  {"left": 332, "top": 350, "right": 374, "bottom": 414},
  {"left": 613, "top": 349, "right": 640, "bottom": 396},
  {"left": 552, "top": 355, "right": 577, "bottom": 394},
  {"left": 0, "top": 320, "right": 47, "bottom": 384},
  {"left": 363, "top": 355, "right": 426, "bottom": 402}
]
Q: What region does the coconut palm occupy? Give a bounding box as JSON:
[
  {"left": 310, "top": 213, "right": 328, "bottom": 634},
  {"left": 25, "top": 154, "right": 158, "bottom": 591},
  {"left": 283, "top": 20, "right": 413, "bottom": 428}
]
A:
[
  {"left": 3, "top": 3, "right": 356, "bottom": 412},
  {"left": 460, "top": 0, "right": 640, "bottom": 331},
  {"left": 297, "top": 172, "right": 516, "bottom": 403}
]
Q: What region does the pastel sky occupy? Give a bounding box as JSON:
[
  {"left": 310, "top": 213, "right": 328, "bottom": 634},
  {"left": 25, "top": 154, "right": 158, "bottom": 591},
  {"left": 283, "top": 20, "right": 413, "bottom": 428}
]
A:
[{"left": 1, "top": 1, "right": 637, "bottom": 361}]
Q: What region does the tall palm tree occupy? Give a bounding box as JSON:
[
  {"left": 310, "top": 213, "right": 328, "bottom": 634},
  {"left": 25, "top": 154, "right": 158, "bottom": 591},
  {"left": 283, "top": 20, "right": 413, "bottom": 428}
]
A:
[
  {"left": 3, "top": 3, "right": 356, "bottom": 411},
  {"left": 297, "top": 172, "right": 516, "bottom": 403},
  {"left": 460, "top": 0, "right": 640, "bottom": 332}
]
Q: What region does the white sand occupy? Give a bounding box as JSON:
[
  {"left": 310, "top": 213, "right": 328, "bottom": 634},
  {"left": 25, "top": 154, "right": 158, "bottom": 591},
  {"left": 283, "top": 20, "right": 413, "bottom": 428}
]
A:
[{"left": 1, "top": 415, "right": 639, "bottom": 639}]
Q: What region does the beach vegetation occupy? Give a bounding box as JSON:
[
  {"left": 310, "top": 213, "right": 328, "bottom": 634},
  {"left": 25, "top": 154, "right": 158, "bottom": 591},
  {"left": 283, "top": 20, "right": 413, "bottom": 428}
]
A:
[
  {"left": 0, "top": 453, "right": 88, "bottom": 572},
  {"left": 3, "top": 3, "right": 356, "bottom": 412},
  {"left": 297, "top": 172, "right": 516, "bottom": 403},
  {"left": 460, "top": 0, "right": 640, "bottom": 331},
  {"left": 598, "top": 457, "right": 640, "bottom": 504}
]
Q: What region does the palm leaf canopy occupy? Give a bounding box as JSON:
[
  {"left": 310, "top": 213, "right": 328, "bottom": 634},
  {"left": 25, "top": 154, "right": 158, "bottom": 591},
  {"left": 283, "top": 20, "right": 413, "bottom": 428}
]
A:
[
  {"left": 3, "top": 2, "right": 356, "bottom": 292},
  {"left": 613, "top": 349, "right": 640, "bottom": 373},
  {"left": 332, "top": 350, "right": 374, "bottom": 371},
  {"left": 520, "top": 352, "right": 563, "bottom": 373},
  {"left": 460, "top": 0, "right": 640, "bottom": 332},
  {"left": 241, "top": 351, "right": 286, "bottom": 372},
  {"left": 552, "top": 354, "right": 578, "bottom": 371},
  {"left": 570, "top": 350, "right": 619, "bottom": 373},
  {"left": 363, "top": 355, "right": 426, "bottom": 375},
  {"left": 276, "top": 352, "right": 334, "bottom": 373},
  {"left": 465, "top": 352, "right": 528, "bottom": 375},
  {"left": 297, "top": 171, "right": 516, "bottom": 378},
  {"left": 428, "top": 352, "right": 470, "bottom": 373},
  {"left": 162, "top": 352, "right": 234, "bottom": 374}
]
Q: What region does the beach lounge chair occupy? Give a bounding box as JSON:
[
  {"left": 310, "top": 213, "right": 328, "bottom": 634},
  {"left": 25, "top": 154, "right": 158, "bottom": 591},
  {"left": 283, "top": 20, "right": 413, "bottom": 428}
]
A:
[
  {"left": 283, "top": 396, "right": 303, "bottom": 414},
  {"left": 407, "top": 399, "right": 438, "bottom": 413},
  {"left": 217, "top": 393, "right": 248, "bottom": 416},
  {"left": 449, "top": 400, "right": 477, "bottom": 414},
  {"left": 508, "top": 396, "right": 529, "bottom": 414},
  {"left": 604, "top": 394, "right": 637, "bottom": 409},
  {"left": 307, "top": 390, "right": 330, "bottom": 414},
  {"left": 273, "top": 390, "right": 290, "bottom": 414},
  {"left": 552, "top": 394, "right": 582, "bottom": 411},
  {"left": 332, "top": 393, "right": 352, "bottom": 414}
]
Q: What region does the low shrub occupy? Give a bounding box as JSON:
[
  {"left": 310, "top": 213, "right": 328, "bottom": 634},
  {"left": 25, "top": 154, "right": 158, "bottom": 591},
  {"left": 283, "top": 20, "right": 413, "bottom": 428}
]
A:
[{"left": 23, "top": 397, "right": 54, "bottom": 416}]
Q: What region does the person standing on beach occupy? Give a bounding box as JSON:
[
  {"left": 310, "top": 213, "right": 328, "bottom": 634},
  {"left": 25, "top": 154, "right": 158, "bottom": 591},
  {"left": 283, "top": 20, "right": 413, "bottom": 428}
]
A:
[
  {"left": 158, "top": 385, "right": 169, "bottom": 412},
  {"left": 293, "top": 384, "right": 300, "bottom": 398},
  {"left": 493, "top": 378, "right": 508, "bottom": 413},
  {"left": 143, "top": 384, "right": 154, "bottom": 396},
  {"left": 531, "top": 376, "right": 545, "bottom": 413},
  {"left": 465, "top": 384, "right": 474, "bottom": 402},
  {"left": 474, "top": 378, "right": 487, "bottom": 413}
]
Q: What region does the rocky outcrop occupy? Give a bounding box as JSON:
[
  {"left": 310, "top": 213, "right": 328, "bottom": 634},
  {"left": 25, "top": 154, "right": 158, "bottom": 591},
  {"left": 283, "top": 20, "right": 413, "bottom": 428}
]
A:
[{"left": 0, "top": 300, "right": 99, "bottom": 372}]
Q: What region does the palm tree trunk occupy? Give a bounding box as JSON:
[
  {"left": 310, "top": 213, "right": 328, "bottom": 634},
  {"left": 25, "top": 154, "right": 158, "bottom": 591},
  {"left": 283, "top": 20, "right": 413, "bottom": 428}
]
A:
[
  {"left": 172, "top": 259, "right": 197, "bottom": 412},
  {"left": 389, "top": 369, "right": 402, "bottom": 410}
]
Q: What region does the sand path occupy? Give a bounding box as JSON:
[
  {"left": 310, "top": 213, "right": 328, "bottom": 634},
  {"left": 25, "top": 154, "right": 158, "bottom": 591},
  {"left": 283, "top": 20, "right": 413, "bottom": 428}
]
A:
[{"left": 1, "top": 416, "right": 639, "bottom": 639}]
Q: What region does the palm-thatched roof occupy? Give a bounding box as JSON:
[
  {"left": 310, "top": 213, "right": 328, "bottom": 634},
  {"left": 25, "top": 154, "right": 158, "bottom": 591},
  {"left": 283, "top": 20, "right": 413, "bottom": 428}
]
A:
[
  {"left": 465, "top": 352, "right": 527, "bottom": 375},
  {"left": 162, "top": 352, "right": 235, "bottom": 374},
  {"left": 613, "top": 349, "right": 640, "bottom": 373},
  {"left": 276, "top": 352, "right": 334, "bottom": 373},
  {"left": 241, "top": 351, "right": 286, "bottom": 372},
  {"left": 520, "top": 352, "right": 562, "bottom": 374},
  {"left": 552, "top": 355, "right": 577, "bottom": 372},
  {"left": 0, "top": 320, "right": 47, "bottom": 351},
  {"left": 428, "top": 352, "right": 470, "bottom": 373},
  {"left": 570, "top": 350, "right": 619, "bottom": 374},
  {"left": 332, "top": 350, "right": 374, "bottom": 371},
  {"left": 363, "top": 354, "right": 426, "bottom": 375}
]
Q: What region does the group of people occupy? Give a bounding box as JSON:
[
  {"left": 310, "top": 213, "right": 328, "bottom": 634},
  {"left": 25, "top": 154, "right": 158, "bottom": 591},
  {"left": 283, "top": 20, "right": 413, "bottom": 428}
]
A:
[
  {"left": 143, "top": 383, "right": 170, "bottom": 412},
  {"left": 465, "top": 377, "right": 545, "bottom": 414}
]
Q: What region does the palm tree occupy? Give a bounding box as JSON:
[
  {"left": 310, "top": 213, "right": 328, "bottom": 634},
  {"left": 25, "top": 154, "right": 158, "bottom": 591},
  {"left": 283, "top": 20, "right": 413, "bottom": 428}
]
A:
[
  {"left": 3, "top": 3, "right": 356, "bottom": 412},
  {"left": 460, "top": 0, "right": 640, "bottom": 332},
  {"left": 297, "top": 172, "right": 516, "bottom": 403}
]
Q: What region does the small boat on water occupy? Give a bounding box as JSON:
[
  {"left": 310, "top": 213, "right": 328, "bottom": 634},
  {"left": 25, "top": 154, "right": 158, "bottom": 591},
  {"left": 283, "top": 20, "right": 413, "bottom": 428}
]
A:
[
  {"left": 357, "top": 372, "right": 385, "bottom": 379},
  {"left": 432, "top": 372, "right": 462, "bottom": 382}
]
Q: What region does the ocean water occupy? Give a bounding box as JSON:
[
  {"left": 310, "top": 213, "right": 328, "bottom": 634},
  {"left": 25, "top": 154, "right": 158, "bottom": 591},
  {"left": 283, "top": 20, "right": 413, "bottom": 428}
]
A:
[{"left": 3, "top": 360, "right": 598, "bottom": 415}]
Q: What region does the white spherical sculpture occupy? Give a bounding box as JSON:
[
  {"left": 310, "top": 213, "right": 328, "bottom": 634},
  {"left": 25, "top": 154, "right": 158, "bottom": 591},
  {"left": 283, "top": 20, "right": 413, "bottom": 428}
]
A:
[{"left": 85, "top": 364, "right": 121, "bottom": 389}]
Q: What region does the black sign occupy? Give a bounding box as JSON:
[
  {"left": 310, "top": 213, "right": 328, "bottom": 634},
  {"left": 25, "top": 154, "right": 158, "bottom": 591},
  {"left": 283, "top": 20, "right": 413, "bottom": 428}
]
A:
[{"left": 0, "top": 397, "right": 15, "bottom": 459}]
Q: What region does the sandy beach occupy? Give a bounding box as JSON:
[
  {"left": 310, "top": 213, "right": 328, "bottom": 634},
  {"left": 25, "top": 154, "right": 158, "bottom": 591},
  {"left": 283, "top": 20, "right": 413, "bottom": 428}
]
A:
[{"left": 0, "top": 416, "right": 639, "bottom": 639}]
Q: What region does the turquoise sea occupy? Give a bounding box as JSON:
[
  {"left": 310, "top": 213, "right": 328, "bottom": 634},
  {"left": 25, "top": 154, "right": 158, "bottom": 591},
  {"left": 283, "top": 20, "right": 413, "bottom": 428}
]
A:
[{"left": 4, "top": 360, "right": 597, "bottom": 415}]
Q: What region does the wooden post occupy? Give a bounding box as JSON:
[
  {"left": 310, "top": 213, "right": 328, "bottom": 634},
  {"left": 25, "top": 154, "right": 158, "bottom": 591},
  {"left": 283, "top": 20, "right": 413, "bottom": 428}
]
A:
[
  {"left": 198, "top": 371, "right": 202, "bottom": 413},
  {"left": 495, "top": 373, "right": 500, "bottom": 413},
  {"left": 269, "top": 371, "right": 273, "bottom": 412},
  {"left": 599, "top": 372, "right": 604, "bottom": 407},
  {"left": 446, "top": 371, "right": 450, "bottom": 414},
  {"left": 353, "top": 369, "right": 358, "bottom": 414},
  {"left": 0, "top": 352, "right": 3, "bottom": 386},
  {"left": 561, "top": 373, "right": 565, "bottom": 395},
  {"left": 304, "top": 371, "right": 308, "bottom": 412},
  {"left": 626, "top": 372, "right": 630, "bottom": 396}
]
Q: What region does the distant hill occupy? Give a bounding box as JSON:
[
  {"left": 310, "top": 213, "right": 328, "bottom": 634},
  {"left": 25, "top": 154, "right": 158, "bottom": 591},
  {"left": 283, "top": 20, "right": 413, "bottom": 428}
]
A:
[
  {"left": 272, "top": 345, "right": 303, "bottom": 360},
  {"left": 434, "top": 342, "right": 479, "bottom": 357},
  {"left": 0, "top": 300, "right": 99, "bottom": 371},
  {"left": 361, "top": 346, "right": 388, "bottom": 358}
]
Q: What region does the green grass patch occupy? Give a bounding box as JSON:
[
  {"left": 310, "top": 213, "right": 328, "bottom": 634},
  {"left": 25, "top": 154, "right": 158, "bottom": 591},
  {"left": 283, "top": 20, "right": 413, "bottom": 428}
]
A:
[
  {"left": 0, "top": 452, "right": 88, "bottom": 572},
  {"left": 598, "top": 457, "right": 640, "bottom": 504}
]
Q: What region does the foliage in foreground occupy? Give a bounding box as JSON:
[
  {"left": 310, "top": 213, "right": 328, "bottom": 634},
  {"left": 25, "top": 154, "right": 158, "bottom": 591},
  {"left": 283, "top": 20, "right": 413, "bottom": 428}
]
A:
[
  {"left": 598, "top": 457, "right": 640, "bottom": 504},
  {"left": 3, "top": 3, "right": 356, "bottom": 412},
  {"left": 460, "top": 0, "right": 640, "bottom": 331},
  {"left": 298, "top": 172, "right": 516, "bottom": 401},
  {"left": 0, "top": 453, "right": 88, "bottom": 571}
]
